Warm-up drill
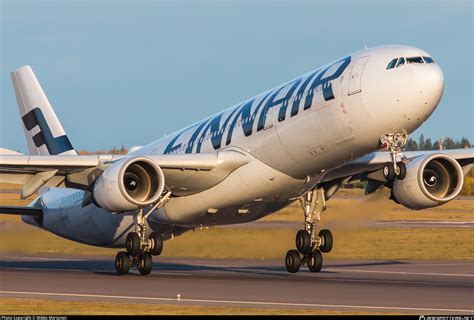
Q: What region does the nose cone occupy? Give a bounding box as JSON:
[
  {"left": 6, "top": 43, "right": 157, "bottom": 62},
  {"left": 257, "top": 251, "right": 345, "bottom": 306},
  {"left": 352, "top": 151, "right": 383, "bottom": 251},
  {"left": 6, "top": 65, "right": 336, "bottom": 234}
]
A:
[
  {"left": 400, "top": 62, "right": 444, "bottom": 132},
  {"left": 420, "top": 64, "right": 444, "bottom": 116},
  {"left": 362, "top": 53, "right": 445, "bottom": 136}
]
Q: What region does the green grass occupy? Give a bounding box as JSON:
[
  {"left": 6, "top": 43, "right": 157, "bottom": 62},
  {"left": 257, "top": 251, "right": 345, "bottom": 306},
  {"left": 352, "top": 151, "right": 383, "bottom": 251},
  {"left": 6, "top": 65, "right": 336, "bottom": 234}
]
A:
[
  {"left": 1, "top": 298, "right": 379, "bottom": 315},
  {"left": 0, "top": 225, "right": 472, "bottom": 260}
]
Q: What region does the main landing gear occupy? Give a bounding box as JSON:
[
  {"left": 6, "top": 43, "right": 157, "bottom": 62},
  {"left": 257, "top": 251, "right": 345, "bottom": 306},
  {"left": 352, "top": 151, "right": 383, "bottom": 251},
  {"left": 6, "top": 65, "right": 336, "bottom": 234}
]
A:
[
  {"left": 285, "top": 188, "right": 333, "bottom": 273},
  {"left": 380, "top": 133, "right": 408, "bottom": 181},
  {"left": 115, "top": 208, "right": 164, "bottom": 276}
]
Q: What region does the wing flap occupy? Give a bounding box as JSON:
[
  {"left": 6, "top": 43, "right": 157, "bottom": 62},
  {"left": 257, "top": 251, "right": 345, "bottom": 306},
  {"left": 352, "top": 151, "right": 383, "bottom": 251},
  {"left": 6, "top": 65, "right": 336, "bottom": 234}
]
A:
[
  {"left": 0, "top": 151, "right": 244, "bottom": 171},
  {"left": 0, "top": 154, "right": 121, "bottom": 170}
]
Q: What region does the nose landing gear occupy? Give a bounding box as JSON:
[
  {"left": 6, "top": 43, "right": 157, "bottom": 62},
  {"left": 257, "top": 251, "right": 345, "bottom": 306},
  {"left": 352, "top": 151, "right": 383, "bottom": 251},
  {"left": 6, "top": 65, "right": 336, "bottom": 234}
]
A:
[
  {"left": 285, "top": 188, "right": 333, "bottom": 273},
  {"left": 380, "top": 133, "right": 408, "bottom": 181}
]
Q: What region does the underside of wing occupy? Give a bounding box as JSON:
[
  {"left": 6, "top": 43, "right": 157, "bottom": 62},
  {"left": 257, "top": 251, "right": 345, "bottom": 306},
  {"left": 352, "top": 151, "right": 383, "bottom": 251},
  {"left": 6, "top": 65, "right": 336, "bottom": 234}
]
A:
[
  {"left": 318, "top": 148, "right": 474, "bottom": 205},
  {"left": 322, "top": 148, "right": 474, "bottom": 183}
]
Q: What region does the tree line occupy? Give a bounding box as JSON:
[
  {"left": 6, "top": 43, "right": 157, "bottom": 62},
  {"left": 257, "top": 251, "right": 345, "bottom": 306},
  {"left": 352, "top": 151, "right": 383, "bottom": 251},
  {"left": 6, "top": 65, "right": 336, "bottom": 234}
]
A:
[
  {"left": 77, "top": 145, "right": 128, "bottom": 155},
  {"left": 405, "top": 134, "right": 471, "bottom": 151}
]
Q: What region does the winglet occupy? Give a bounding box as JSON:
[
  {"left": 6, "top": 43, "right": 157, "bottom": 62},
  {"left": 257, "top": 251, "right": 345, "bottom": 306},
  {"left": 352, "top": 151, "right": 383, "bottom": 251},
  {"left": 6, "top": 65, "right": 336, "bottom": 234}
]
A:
[{"left": 10, "top": 65, "right": 77, "bottom": 155}]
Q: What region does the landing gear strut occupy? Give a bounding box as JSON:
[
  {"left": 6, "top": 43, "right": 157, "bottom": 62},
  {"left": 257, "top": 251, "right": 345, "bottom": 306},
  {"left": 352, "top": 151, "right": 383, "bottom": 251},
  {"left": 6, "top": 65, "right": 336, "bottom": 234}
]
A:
[
  {"left": 115, "top": 193, "right": 171, "bottom": 276},
  {"left": 116, "top": 219, "right": 163, "bottom": 276},
  {"left": 285, "top": 188, "right": 332, "bottom": 273},
  {"left": 380, "top": 133, "right": 408, "bottom": 181},
  {"left": 115, "top": 208, "right": 164, "bottom": 276}
]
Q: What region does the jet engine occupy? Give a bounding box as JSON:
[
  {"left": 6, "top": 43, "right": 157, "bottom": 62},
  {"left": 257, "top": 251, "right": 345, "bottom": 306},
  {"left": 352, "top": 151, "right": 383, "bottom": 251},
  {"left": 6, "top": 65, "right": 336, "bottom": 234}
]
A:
[
  {"left": 93, "top": 156, "right": 165, "bottom": 212},
  {"left": 391, "top": 153, "right": 464, "bottom": 210}
]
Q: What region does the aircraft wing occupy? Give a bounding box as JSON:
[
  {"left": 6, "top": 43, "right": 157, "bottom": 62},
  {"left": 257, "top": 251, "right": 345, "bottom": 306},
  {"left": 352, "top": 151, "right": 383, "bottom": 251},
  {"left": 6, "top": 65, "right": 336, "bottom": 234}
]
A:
[
  {"left": 320, "top": 148, "right": 474, "bottom": 192},
  {"left": 0, "top": 150, "right": 250, "bottom": 198}
]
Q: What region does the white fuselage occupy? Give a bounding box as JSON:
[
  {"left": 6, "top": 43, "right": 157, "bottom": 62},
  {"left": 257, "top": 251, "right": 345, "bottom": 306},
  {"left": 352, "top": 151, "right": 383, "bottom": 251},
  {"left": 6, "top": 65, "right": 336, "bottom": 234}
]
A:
[{"left": 24, "top": 45, "right": 444, "bottom": 247}]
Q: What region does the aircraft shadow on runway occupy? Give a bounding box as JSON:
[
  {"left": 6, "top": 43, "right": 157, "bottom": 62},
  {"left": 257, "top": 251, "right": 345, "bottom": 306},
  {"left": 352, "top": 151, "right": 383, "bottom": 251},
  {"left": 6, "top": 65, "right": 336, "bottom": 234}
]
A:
[{"left": 0, "top": 258, "right": 408, "bottom": 277}]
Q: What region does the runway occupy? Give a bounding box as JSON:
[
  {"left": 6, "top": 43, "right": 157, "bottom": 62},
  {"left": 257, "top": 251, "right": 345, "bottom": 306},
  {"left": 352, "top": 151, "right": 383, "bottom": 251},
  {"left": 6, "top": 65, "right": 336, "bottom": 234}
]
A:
[
  {"left": 0, "top": 254, "right": 473, "bottom": 314},
  {"left": 222, "top": 220, "right": 474, "bottom": 229}
]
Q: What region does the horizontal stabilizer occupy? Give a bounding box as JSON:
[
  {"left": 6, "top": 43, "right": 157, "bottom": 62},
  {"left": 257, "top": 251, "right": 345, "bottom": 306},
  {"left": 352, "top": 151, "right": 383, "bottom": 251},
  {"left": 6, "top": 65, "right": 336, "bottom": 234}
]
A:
[
  {"left": 0, "top": 206, "right": 43, "bottom": 216},
  {"left": 0, "top": 148, "right": 23, "bottom": 155}
]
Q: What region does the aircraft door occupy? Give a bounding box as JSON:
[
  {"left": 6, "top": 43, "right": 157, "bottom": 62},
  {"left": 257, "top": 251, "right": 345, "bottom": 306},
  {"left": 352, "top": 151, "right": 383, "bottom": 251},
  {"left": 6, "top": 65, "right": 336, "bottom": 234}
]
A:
[{"left": 348, "top": 56, "right": 370, "bottom": 95}]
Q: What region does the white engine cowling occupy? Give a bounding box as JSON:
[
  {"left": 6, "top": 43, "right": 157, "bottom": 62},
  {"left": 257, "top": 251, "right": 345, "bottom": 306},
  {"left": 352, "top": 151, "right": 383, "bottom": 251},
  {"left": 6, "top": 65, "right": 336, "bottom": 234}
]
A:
[
  {"left": 93, "top": 156, "right": 165, "bottom": 212},
  {"left": 392, "top": 153, "right": 464, "bottom": 210}
]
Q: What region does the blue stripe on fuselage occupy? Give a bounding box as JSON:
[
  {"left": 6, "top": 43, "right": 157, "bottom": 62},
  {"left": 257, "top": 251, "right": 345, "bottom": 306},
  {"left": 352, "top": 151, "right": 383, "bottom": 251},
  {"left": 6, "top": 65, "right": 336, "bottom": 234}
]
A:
[{"left": 163, "top": 56, "right": 352, "bottom": 154}]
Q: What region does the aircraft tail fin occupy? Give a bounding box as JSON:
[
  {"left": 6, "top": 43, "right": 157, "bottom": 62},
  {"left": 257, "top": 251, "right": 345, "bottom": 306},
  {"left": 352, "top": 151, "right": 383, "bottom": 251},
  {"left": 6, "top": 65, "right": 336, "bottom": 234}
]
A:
[{"left": 10, "top": 65, "right": 77, "bottom": 155}]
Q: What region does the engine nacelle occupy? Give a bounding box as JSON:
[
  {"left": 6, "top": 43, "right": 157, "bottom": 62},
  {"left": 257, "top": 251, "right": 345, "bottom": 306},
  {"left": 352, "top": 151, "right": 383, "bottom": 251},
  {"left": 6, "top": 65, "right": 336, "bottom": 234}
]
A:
[
  {"left": 93, "top": 156, "right": 165, "bottom": 212},
  {"left": 392, "top": 153, "right": 464, "bottom": 210}
]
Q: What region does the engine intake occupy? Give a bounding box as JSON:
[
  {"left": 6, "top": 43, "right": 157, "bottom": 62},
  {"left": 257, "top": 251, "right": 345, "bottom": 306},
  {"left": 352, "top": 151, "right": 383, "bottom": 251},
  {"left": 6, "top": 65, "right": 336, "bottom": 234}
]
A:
[
  {"left": 392, "top": 153, "right": 464, "bottom": 209},
  {"left": 93, "top": 156, "right": 165, "bottom": 212}
]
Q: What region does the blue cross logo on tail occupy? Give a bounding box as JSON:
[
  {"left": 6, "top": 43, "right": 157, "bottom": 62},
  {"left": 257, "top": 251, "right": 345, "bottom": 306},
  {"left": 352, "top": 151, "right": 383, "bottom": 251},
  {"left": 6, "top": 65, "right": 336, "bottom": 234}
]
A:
[{"left": 22, "top": 107, "right": 74, "bottom": 155}]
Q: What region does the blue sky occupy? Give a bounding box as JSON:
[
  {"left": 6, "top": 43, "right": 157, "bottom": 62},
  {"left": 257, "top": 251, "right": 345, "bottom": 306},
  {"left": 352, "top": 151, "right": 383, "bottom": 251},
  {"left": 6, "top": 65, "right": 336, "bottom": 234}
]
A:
[{"left": 1, "top": 0, "right": 472, "bottom": 152}]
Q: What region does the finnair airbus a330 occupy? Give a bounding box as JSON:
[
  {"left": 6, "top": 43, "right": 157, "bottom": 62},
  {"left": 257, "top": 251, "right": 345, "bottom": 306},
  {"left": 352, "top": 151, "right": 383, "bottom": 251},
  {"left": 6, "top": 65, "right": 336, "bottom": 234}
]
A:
[{"left": 1, "top": 45, "right": 473, "bottom": 275}]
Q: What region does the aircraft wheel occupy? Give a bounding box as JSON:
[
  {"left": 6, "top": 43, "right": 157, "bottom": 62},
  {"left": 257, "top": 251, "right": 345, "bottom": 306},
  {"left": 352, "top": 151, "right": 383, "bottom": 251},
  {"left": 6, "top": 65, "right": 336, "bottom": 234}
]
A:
[
  {"left": 296, "top": 230, "right": 312, "bottom": 254},
  {"left": 319, "top": 229, "right": 333, "bottom": 253},
  {"left": 285, "top": 249, "right": 302, "bottom": 273},
  {"left": 307, "top": 250, "right": 323, "bottom": 273},
  {"left": 115, "top": 251, "right": 131, "bottom": 275},
  {"left": 396, "top": 161, "right": 406, "bottom": 180},
  {"left": 126, "top": 232, "right": 141, "bottom": 257},
  {"left": 138, "top": 252, "right": 153, "bottom": 275},
  {"left": 383, "top": 162, "right": 396, "bottom": 181},
  {"left": 149, "top": 232, "right": 163, "bottom": 256}
]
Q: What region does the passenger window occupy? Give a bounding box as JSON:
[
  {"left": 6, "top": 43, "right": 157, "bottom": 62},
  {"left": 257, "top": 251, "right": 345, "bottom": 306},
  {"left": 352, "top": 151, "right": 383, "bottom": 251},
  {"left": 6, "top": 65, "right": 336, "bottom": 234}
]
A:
[
  {"left": 406, "top": 57, "right": 424, "bottom": 64},
  {"left": 423, "top": 56, "right": 434, "bottom": 64},
  {"left": 395, "top": 57, "right": 405, "bottom": 68},
  {"left": 386, "top": 58, "right": 398, "bottom": 69}
]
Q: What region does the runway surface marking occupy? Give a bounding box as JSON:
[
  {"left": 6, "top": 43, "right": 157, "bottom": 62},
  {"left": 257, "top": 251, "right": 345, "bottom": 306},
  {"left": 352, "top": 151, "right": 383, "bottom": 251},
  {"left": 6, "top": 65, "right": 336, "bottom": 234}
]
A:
[
  {"left": 324, "top": 268, "right": 474, "bottom": 277},
  {"left": 177, "top": 264, "right": 474, "bottom": 278},
  {"left": 1, "top": 290, "right": 472, "bottom": 313},
  {"left": 1, "top": 265, "right": 470, "bottom": 280}
]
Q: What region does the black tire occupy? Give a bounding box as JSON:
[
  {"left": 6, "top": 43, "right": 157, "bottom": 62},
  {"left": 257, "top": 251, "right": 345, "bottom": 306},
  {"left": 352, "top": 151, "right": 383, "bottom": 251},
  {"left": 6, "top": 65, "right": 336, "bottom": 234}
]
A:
[
  {"left": 149, "top": 232, "right": 163, "bottom": 256},
  {"left": 307, "top": 250, "right": 323, "bottom": 273},
  {"left": 115, "top": 251, "right": 130, "bottom": 275},
  {"left": 285, "top": 249, "right": 302, "bottom": 273},
  {"left": 383, "top": 162, "right": 396, "bottom": 181},
  {"left": 138, "top": 252, "right": 153, "bottom": 275},
  {"left": 319, "top": 229, "right": 333, "bottom": 253},
  {"left": 296, "top": 230, "right": 312, "bottom": 254},
  {"left": 396, "top": 161, "right": 406, "bottom": 180},
  {"left": 126, "top": 232, "right": 141, "bottom": 257}
]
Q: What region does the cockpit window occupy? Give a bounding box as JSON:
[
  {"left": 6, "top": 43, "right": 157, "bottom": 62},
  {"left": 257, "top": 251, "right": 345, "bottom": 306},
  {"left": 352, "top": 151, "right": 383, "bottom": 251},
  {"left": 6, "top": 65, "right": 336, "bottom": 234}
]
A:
[
  {"left": 406, "top": 56, "right": 424, "bottom": 64},
  {"left": 395, "top": 57, "right": 405, "bottom": 68},
  {"left": 386, "top": 58, "right": 398, "bottom": 69},
  {"left": 387, "top": 56, "right": 435, "bottom": 70},
  {"left": 423, "top": 56, "right": 434, "bottom": 64}
]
